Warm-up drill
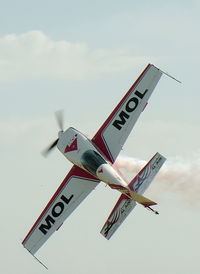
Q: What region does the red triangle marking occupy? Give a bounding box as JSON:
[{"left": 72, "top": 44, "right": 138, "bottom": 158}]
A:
[
  {"left": 98, "top": 168, "right": 103, "bottom": 174},
  {"left": 65, "top": 138, "right": 78, "bottom": 153}
]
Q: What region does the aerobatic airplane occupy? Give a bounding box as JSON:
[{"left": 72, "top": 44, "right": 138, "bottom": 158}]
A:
[{"left": 22, "top": 64, "right": 178, "bottom": 258}]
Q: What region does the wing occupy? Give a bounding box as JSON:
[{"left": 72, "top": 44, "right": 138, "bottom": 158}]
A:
[
  {"left": 92, "top": 64, "right": 163, "bottom": 163},
  {"left": 22, "top": 166, "right": 99, "bottom": 254}
]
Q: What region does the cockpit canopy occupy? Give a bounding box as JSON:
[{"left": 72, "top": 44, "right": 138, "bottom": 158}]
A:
[{"left": 81, "top": 149, "right": 107, "bottom": 176}]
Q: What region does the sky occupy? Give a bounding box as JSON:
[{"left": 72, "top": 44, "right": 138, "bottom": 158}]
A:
[{"left": 1, "top": 1, "right": 200, "bottom": 273}]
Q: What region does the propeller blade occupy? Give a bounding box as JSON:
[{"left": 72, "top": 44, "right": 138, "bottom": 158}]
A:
[
  {"left": 55, "top": 110, "right": 64, "bottom": 131},
  {"left": 42, "top": 110, "right": 64, "bottom": 157},
  {"left": 41, "top": 138, "right": 59, "bottom": 157}
]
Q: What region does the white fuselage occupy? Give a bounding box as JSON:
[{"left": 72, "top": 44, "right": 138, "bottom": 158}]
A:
[
  {"left": 96, "top": 164, "right": 127, "bottom": 187},
  {"left": 57, "top": 127, "right": 127, "bottom": 189}
]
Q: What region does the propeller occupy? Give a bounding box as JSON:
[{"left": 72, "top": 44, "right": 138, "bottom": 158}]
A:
[
  {"left": 55, "top": 110, "right": 64, "bottom": 132},
  {"left": 42, "top": 110, "right": 64, "bottom": 157}
]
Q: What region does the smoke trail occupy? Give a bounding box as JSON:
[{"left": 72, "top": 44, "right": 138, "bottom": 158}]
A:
[{"left": 114, "top": 155, "right": 200, "bottom": 206}]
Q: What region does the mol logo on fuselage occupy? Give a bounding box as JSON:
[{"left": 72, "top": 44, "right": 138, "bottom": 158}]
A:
[
  {"left": 39, "top": 194, "right": 74, "bottom": 235},
  {"left": 112, "top": 89, "right": 148, "bottom": 130}
]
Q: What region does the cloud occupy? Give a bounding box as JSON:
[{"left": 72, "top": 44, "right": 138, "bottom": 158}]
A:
[{"left": 0, "top": 31, "right": 147, "bottom": 82}]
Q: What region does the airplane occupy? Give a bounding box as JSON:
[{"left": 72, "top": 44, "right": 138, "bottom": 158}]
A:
[{"left": 22, "top": 64, "right": 179, "bottom": 257}]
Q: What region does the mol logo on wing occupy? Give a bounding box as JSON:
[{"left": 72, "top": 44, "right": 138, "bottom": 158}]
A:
[
  {"left": 112, "top": 89, "right": 148, "bottom": 130},
  {"left": 39, "top": 194, "right": 74, "bottom": 235}
]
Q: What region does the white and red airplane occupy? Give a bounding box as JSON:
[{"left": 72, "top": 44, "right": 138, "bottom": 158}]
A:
[{"left": 22, "top": 64, "right": 174, "bottom": 256}]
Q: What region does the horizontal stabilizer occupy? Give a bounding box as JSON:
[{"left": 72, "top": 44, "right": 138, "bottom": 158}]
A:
[
  {"left": 129, "top": 152, "right": 166, "bottom": 195},
  {"left": 101, "top": 152, "right": 166, "bottom": 239},
  {"left": 129, "top": 191, "right": 157, "bottom": 207},
  {"left": 100, "top": 194, "right": 136, "bottom": 240}
]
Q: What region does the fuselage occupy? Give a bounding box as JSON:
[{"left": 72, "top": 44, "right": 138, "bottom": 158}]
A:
[{"left": 57, "top": 127, "right": 127, "bottom": 189}]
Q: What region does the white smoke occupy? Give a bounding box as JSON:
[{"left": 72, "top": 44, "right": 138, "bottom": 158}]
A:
[{"left": 114, "top": 155, "right": 200, "bottom": 207}]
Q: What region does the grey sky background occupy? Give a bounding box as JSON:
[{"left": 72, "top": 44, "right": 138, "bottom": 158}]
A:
[{"left": 1, "top": 1, "right": 200, "bottom": 273}]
